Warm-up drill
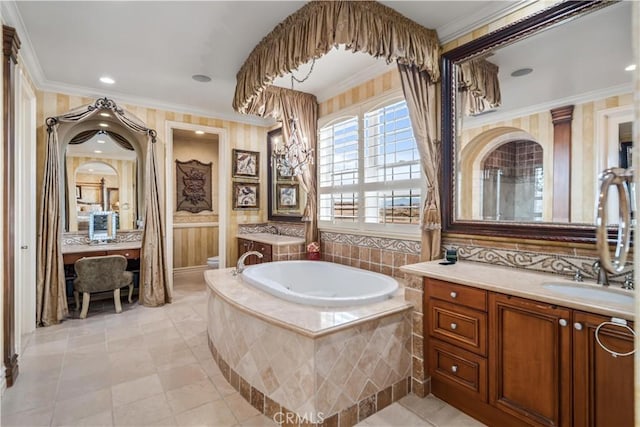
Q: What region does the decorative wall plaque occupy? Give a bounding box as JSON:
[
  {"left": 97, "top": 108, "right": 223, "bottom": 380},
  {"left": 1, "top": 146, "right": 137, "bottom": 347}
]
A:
[{"left": 176, "top": 159, "right": 212, "bottom": 213}]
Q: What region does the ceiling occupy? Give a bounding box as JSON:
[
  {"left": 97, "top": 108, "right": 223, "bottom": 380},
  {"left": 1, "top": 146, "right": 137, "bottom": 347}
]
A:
[{"left": 5, "top": 1, "right": 521, "bottom": 126}]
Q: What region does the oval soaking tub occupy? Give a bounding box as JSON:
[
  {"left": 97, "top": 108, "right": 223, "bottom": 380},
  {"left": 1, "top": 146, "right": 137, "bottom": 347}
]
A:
[{"left": 241, "top": 260, "right": 398, "bottom": 307}]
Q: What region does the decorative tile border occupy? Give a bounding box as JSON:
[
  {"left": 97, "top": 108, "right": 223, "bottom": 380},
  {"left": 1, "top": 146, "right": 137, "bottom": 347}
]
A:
[
  {"left": 320, "top": 231, "right": 420, "bottom": 254},
  {"left": 61, "top": 230, "right": 142, "bottom": 246},
  {"left": 444, "top": 244, "right": 630, "bottom": 284},
  {"left": 239, "top": 222, "right": 305, "bottom": 238}
]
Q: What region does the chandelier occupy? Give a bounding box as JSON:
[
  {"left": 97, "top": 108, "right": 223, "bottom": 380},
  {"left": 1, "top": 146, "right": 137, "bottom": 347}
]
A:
[
  {"left": 271, "top": 59, "right": 316, "bottom": 177},
  {"left": 272, "top": 117, "right": 314, "bottom": 177}
]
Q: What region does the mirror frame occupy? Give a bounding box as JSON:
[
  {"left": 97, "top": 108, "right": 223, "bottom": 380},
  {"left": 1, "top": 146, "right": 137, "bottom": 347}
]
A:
[{"left": 441, "top": 0, "right": 617, "bottom": 244}]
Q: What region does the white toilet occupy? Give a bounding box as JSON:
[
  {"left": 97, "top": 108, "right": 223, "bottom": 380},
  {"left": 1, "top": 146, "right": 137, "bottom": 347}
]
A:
[{"left": 207, "top": 256, "right": 220, "bottom": 269}]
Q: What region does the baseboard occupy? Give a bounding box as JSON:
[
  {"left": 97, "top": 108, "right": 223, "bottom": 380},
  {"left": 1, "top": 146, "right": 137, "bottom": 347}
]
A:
[{"left": 0, "top": 365, "right": 6, "bottom": 396}]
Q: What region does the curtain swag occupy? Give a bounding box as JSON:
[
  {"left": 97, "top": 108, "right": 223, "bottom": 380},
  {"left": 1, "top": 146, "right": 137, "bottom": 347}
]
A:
[
  {"left": 37, "top": 97, "right": 169, "bottom": 326},
  {"left": 69, "top": 129, "right": 135, "bottom": 151},
  {"left": 245, "top": 86, "right": 319, "bottom": 244},
  {"left": 458, "top": 58, "right": 502, "bottom": 116},
  {"left": 233, "top": 0, "right": 441, "bottom": 114}
]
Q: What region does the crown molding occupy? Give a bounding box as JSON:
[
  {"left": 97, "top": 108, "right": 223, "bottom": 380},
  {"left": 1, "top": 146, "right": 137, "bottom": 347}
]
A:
[
  {"left": 0, "top": 0, "right": 273, "bottom": 128},
  {"left": 462, "top": 83, "right": 633, "bottom": 130},
  {"left": 437, "top": 0, "right": 531, "bottom": 44}
]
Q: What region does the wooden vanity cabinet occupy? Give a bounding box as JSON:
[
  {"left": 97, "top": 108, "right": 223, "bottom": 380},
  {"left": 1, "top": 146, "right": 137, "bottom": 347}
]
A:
[
  {"left": 573, "top": 311, "right": 634, "bottom": 427},
  {"left": 490, "top": 293, "right": 572, "bottom": 427},
  {"left": 237, "top": 238, "right": 272, "bottom": 264},
  {"left": 424, "top": 278, "right": 634, "bottom": 427}
]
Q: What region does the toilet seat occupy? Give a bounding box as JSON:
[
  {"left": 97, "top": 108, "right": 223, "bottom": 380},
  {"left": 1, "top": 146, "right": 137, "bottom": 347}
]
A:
[{"left": 207, "top": 256, "right": 220, "bottom": 269}]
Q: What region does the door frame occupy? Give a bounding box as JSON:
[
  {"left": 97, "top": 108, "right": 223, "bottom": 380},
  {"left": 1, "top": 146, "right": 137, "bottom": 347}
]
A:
[
  {"left": 165, "top": 121, "right": 228, "bottom": 286},
  {"left": 14, "top": 67, "right": 36, "bottom": 353}
]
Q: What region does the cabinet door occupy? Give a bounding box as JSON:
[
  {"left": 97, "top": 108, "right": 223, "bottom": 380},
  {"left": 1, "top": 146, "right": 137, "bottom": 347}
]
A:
[
  {"left": 573, "top": 311, "right": 634, "bottom": 427},
  {"left": 490, "top": 294, "right": 571, "bottom": 427}
]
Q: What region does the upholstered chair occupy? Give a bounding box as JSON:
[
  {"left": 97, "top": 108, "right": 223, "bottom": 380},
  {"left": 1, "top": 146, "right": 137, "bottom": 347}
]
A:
[{"left": 73, "top": 255, "right": 134, "bottom": 319}]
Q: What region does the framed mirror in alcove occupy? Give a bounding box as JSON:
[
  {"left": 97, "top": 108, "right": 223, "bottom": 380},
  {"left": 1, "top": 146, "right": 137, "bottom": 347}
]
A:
[{"left": 267, "top": 128, "right": 306, "bottom": 221}]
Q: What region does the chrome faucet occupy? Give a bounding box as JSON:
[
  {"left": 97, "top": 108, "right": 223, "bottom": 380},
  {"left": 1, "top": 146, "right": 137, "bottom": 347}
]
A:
[
  {"left": 233, "top": 251, "right": 263, "bottom": 275},
  {"left": 592, "top": 260, "right": 609, "bottom": 287}
]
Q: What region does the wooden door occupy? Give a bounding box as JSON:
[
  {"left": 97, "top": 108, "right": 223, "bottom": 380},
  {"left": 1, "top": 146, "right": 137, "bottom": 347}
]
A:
[
  {"left": 573, "top": 311, "right": 634, "bottom": 427},
  {"left": 490, "top": 294, "right": 571, "bottom": 427}
]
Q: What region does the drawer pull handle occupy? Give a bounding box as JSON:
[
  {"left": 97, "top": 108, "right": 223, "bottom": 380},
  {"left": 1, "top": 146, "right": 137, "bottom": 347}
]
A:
[
  {"left": 450, "top": 291, "right": 457, "bottom": 299},
  {"left": 559, "top": 319, "right": 568, "bottom": 327},
  {"left": 574, "top": 322, "right": 583, "bottom": 331},
  {"left": 125, "top": 253, "right": 129, "bottom": 257},
  {"left": 450, "top": 323, "right": 457, "bottom": 330},
  {"left": 451, "top": 365, "right": 458, "bottom": 373}
]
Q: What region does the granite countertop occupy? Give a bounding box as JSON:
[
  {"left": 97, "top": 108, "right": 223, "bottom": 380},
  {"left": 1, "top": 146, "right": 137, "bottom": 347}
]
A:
[
  {"left": 205, "top": 268, "right": 412, "bottom": 338},
  {"left": 62, "top": 242, "right": 142, "bottom": 254},
  {"left": 400, "top": 260, "right": 634, "bottom": 320},
  {"left": 236, "top": 232, "right": 305, "bottom": 246}
]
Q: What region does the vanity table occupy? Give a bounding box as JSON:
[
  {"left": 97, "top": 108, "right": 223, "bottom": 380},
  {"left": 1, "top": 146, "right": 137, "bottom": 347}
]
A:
[{"left": 401, "top": 261, "right": 634, "bottom": 427}]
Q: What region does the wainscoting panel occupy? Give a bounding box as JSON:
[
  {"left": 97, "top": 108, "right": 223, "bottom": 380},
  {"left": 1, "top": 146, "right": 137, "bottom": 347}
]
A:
[{"left": 173, "top": 225, "right": 219, "bottom": 268}]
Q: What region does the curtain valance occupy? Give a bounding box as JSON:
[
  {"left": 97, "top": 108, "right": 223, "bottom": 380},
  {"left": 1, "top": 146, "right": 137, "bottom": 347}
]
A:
[
  {"left": 233, "top": 0, "right": 441, "bottom": 114},
  {"left": 69, "top": 129, "right": 135, "bottom": 151},
  {"left": 458, "top": 58, "right": 502, "bottom": 116}
]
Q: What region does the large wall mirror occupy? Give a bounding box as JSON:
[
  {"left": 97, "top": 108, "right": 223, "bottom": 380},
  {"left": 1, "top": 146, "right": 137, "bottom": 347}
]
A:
[
  {"left": 442, "top": 1, "right": 633, "bottom": 243},
  {"left": 61, "top": 118, "right": 144, "bottom": 233}
]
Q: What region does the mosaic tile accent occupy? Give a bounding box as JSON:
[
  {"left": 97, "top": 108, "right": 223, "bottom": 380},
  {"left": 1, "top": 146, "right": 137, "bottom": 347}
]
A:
[
  {"left": 239, "top": 222, "right": 305, "bottom": 238},
  {"left": 321, "top": 232, "right": 420, "bottom": 254},
  {"left": 61, "top": 230, "right": 142, "bottom": 245},
  {"left": 444, "top": 243, "right": 631, "bottom": 284},
  {"left": 207, "top": 290, "right": 411, "bottom": 425}
]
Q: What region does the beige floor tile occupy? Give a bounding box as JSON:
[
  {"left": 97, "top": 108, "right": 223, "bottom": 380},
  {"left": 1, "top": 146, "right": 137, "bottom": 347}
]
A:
[
  {"left": 158, "top": 363, "right": 209, "bottom": 392},
  {"left": 209, "top": 372, "right": 238, "bottom": 397},
  {"left": 52, "top": 387, "right": 112, "bottom": 426},
  {"left": 438, "top": 413, "right": 487, "bottom": 427},
  {"left": 419, "top": 402, "right": 467, "bottom": 426},
  {"left": 56, "top": 410, "right": 113, "bottom": 427},
  {"left": 174, "top": 400, "right": 237, "bottom": 427},
  {"left": 1, "top": 379, "right": 59, "bottom": 415},
  {"left": 0, "top": 404, "right": 54, "bottom": 427},
  {"left": 166, "top": 378, "right": 221, "bottom": 414},
  {"left": 106, "top": 334, "right": 148, "bottom": 353},
  {"left": 399, "top": 394, "right": 448, "bottom": 420},
  {"left": 56, "top": 368, "right": 112, "bottom": 402},
  {"left": 111, "top": 373, "right": 164, "bottom": 407},
  {"left": 150, "top": 346, "right": 198, "bottom": 371},
  {"left": 358, "top": 403, "right": 435, "bottom": 426},
  {"left": 189, "top": 343, "right": 214, "bottom": 363},
  {"left": 113, "top": 392, "right": 173, "bottom": 426},
  {"left": 108, "top": 356, "right": 158, "bottom": 386},
  {"left": 238, "top": 414, "right": 278, "bottom": 426},
  {"left": 224, "top": 392, "right": 261, "bottom": 422}
]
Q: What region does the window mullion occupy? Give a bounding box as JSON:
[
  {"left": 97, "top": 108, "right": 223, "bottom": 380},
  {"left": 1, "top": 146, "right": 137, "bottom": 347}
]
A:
[{"left": 357, "top": 112, "right": 365, "bottom": 229}]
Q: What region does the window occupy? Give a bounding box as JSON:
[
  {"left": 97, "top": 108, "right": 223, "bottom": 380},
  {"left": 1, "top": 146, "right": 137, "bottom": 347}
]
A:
[{"left": 319, "top": 98, "right": 422, "bottom": 233}]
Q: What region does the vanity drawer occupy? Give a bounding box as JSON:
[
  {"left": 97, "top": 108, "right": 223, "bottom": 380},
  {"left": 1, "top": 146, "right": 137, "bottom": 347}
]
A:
[
  {"left": 429, "top": 338, "right": 487, "bottom": 402},
  {"left": 426, "top": 278, "right": 487, "bottom": 311},
  {"left": 107, "top": 248, "right": 140, "bottom": 259},
  {"left": 428, "top": 298, "right": 487, "bottom": 356}
]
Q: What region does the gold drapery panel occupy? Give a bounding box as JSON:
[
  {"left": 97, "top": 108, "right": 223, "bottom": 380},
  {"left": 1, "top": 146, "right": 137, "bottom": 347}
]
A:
[
  {"left": 245, "top": 86, "right": 319, "bottom": 243},
  {"left": 233, "top": 0, "right": 440, "bottom": 114},
  {"left": 398, "top": 63, "right": 441, "bottom": 261},
  {"left": 69, "top": 129, "right": 135, "bottom": 151},
  {"left": 38, "top": 97, "right": 169, "bottom": 325},
  {"left": 458, "top": 58, "right": 501, "bottom": 116}
]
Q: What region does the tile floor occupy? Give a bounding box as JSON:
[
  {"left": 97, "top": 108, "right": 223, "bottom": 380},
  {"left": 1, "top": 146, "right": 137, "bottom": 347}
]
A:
[{"left": 1, "top": 273, "right": 486, "bottom": 427}]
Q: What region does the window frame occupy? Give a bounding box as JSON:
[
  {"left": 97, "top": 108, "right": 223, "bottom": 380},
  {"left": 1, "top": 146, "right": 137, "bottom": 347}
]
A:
[{"left": 318, "top": 91, "right": 424, "bottom": 238}]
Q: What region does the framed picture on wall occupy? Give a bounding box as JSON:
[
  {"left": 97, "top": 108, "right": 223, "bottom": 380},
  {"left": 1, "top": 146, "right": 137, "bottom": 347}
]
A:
[
  {"left": 232, "top": 181, "right": 259, "bottom": 210},
  {"left": 275, "top": 183, "right": 299, "bottom": 211},
  {"left": 232, "top": 149, "right": 259, "bottom": 179}
]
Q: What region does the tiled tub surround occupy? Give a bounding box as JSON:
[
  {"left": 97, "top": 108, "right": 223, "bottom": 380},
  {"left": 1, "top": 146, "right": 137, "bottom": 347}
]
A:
[{"left": 205, "top": 269, "right": 413, "bottom": 426}]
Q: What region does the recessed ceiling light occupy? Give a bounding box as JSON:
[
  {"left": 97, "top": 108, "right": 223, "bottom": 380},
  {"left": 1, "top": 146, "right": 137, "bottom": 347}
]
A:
[
  {"left": 192, "top": 74, "right": 212, "bottom": 83},
  {"left": 100, "top": 112, "right": 110, "bottom": 117},
  {"left": 99, "top": 123, "right": 109, "bottom": 128},
  {"left": 97, "top": 139, "right": 106, "bottom": 144},
  {"left": 511, "top": 67, "right": 533, "bottom": 77},
  {"left": 94, "top": 150, "right": 103, "bottom": 154},
  {"left": 100, "top": 76, "right": 115, "bottom": 84},
  {"left": 625, "top": 64, "right": 636, "bottom": 71},
  {"left": 195, "top": 130, "right": 205, "bottom": 135}
]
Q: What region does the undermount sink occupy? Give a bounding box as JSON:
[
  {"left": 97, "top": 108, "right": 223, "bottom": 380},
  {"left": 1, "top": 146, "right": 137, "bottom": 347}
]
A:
[{"left": 542, "top": 283, "right": 634, "bottom": 305}]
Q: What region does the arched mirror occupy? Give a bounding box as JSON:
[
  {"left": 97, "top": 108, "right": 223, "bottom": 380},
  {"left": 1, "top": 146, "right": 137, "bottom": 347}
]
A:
[{"left": 61, "top": 118, "right": 144, "bottom": 233}]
